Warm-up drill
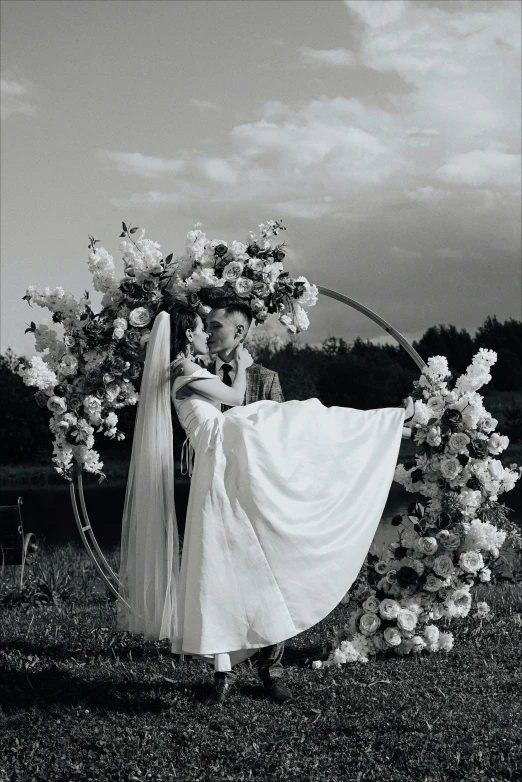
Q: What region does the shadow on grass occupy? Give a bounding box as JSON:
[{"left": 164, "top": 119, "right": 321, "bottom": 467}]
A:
[{"left": 0, "top": 666, "right": 212, "bottom": 713}]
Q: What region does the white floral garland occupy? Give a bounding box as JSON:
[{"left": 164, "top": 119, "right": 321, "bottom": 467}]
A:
[
  {"left": 18, "top": 221, "right": 318, "bottom": 480},
  {"left": 314, "top": 350, "right": 521, "bottom": 667}
]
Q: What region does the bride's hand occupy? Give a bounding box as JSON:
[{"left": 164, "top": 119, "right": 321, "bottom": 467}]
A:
[
  {"left": 170, "top": 356, "right": 185, "bottom": 379},
  {"left": 233, "top": 343, "right": 253, "bottom": 370}
]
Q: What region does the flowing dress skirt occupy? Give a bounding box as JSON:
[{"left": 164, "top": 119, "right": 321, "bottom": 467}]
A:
[{"left": 170, "top": 398, "right": 404, "bottom": 656}]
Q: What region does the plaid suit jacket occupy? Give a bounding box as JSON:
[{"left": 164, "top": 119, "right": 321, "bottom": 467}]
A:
[{"left": 208, "top": 361, "right": 284, "bottom": 411}]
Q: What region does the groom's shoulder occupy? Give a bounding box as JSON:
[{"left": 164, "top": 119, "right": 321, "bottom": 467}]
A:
[{"left": 249, "top": 362, "right": 278, "bottom": 378}]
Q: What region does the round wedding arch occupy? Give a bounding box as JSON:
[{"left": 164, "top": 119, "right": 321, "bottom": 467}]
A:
[{"left": 69, "top": 286, "right": 426, "bottom": 609}]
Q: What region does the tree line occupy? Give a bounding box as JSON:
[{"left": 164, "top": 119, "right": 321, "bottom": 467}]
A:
[{"left": 1, "top": 315, "right": 521, "bottom": 464}]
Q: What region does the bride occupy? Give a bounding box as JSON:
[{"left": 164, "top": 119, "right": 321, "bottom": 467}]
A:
[{"left": 118, "top": 305, "right": 413, "bottom": 697}]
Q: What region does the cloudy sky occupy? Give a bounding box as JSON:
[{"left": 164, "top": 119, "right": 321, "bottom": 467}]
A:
[{"left": 1, "top": 0, "right": 521, "bottom": 357}]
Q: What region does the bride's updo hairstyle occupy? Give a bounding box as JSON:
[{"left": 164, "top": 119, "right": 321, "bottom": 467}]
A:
[{"left": 169, "top": 305, "right": 200, "bottom": 358}]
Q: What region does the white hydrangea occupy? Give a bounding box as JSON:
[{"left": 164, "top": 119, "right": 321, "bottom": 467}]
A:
[
  {"left": 18, "top": 356, "right": 58, "bottom": 391},
  {"left": 462, "top": 518, "right": 506, "bottom": 553},
  {"left": 294, "top": 276, "right": 319, "bottom": 308},
  {"left": 293, "top": 304, "right": 310, "bottom": 332}
]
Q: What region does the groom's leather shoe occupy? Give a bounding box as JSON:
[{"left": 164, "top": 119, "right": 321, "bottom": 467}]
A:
[
  {"left": 264, "top": 679, "right": 293, "bottom": 703},
  {"left": 206, "top": 672, "right": 235, "bottom": 706}
]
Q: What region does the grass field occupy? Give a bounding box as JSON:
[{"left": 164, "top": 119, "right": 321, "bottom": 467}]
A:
[{"left": 1, "top": 545, "right": 521, "bottom": 782}]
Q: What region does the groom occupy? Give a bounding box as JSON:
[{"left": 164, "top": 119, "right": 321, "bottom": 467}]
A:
[{"left": 204, "top": 298, "right": 293, "bottom": 705}]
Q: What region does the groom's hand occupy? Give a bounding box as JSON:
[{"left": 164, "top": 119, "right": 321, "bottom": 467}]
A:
[{"left": 170, "top": 357, "right": 185, "bottom": 380}]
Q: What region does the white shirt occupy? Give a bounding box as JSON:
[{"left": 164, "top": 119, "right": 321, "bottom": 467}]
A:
[{"left": 215, "top": 356, "right": 238, "bottom": 384}]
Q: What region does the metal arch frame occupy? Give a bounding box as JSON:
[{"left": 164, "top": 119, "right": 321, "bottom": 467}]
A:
[{"left": 71, "top": 286, "right": 426, "bottom": 605}]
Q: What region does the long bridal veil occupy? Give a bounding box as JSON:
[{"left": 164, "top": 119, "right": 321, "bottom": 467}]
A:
[{"left": 118, "top": 310, "right": 180, "bottom": 642}]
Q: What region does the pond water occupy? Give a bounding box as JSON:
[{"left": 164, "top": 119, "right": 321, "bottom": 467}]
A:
[{"left": 1, "top": 477, "right": 520, "bottom": 554}]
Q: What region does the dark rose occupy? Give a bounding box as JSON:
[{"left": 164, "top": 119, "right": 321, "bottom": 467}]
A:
[
  {"left": 214, "top": 244, "right": 228, "bottom": 257},
  {"left": 469, "top": 439, "right": 489, "bottom": 459},
  {"left": 394, "top": 545, "right": 408, "bottom": 559},
  {"left": 34, "top": 390, "right": 50, "bottom": 408},
  {"left": 125, "top": 329, "right": 142, "bottom": 347},
  {"left": 186, "top": 292, "right": 201, "bottom": 309},
  {"left": 72, "top": 376, "right": 89, "bottom": 393},
  {"left": 391, "top": 514, "right": 403, "bottom": 527},
  {"left": 411, "top": 469, "right": 424, "bottom": 483},
  {"left": 247, "top": 243, "right": 260, "bottom": 256},
  {"left": 68, "top": 394, "right": 83, "bottom": 411},
  {"left": 94, "top": 387, "right": 105, "bottom": 400},
  {"left": 120, "top": 280, "right": 135, "bottom": 295},
  {"left": 109, "top": 356, "right": 127, "bottom": 375},
  {"left": 457, "top": 453, "right": 470, "bottom": 467},
  {"left": 52, "top": 311, "right": 63, "bottom": 324},
  {"left": 396, "top": 566, "right": 418, "bottom": 588},
  {"left": 128, "top": 362, "right": 142, "bottom": 380},
  {"left": 83, "top": 320, "right": 100, "bottom": 338},
  {"left": 142, "top": 279, "right": 158, "bottom": 293},
  {"left": 273, "top": 249, "right": 286, "bottom": 262},
  {"left": 442, "top": 408, "right": 462, "bottom": 426},
  {"left": 466, "top": 476, "right": 482, "bottom": 490},
  {"left": 438, "top": 512, "right": 452, "bottom": 529},
  {"left": 437, "top": 477, "right": 447, "bottom": 488}
]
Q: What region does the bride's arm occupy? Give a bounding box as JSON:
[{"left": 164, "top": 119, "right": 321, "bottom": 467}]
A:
[{"left": 175, "top": 346, "right": 249, "bottom": 406}]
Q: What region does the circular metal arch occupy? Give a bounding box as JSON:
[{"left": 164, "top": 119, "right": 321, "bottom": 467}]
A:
[{"left": 71, "top": 287, "right": 426, "bottom": 605}]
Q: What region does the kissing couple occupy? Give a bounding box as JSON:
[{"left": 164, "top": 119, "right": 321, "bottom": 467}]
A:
[{"left": 118, "top": 297, "right": 414, "bottom": 705}]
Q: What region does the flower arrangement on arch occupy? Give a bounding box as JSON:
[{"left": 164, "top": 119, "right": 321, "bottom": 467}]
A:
[
  {"left": 18, "top": 221, "right": 318, "bottom": 481},
  {"left": 315, "top": 350, "right": 521, "bottom": 667}
]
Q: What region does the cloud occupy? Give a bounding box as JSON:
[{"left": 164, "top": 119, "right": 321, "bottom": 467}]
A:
[
  {"left": 194, "top": 156, "right": 239, "bottom": 184},
  {"left": 189, "top": 98, "right": 219, "bottom": 112},
  {"left": 300, "top": 47, "right": 356, "bottom": 67},
  {"left": 344, "top": 0, "right": 408, "bottom": 29},
  {"left": 101, "top": 150, "right": 186, "bottom": 179},
  {"left": 1, "top": 74, "right": 37, "bottom": 119},
  {"left": 110, "top": 191, "right": 192, "bottom": 209},
  {"left": 435, "top": 149, "right": 521, "bottom": 189}
]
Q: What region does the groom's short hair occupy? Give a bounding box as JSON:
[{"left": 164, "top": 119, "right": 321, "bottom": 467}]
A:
[{"left": 222, "top": 299, "right": 253, "bottom": 329}]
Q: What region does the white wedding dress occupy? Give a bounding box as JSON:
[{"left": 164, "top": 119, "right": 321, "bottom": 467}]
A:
[{"left": 168, "top": 367, "right": 405, "bottom": 658}]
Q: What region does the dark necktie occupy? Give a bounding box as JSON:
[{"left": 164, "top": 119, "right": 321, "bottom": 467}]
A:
[{"left": 221, "top": 364, "right": 233, "bottom": 386}]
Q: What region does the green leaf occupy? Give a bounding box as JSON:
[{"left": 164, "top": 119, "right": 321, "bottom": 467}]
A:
[
  {"left": 129, "top": 227, "right": 139, "bottom": 234},
  {"left": 122, "top": 222, "right": 127, "bottom": 233},
  {"left": 119, "top": 232, "right": 126, "bottom": 238},
  {"left": 165, "top": 253, "right": 173, "bottom": 264}
]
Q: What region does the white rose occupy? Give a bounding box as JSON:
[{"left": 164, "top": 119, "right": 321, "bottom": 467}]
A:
[
  {"left": 383, "top": 628, "right": 402, "bottom": 647},
  {"left": 427, "top": 396, "right": 445, "bottom": 416},
  {"left": 426, "top": 427, "right": 442, "bottom": 446},
  {"left": 234, "top": 277, "right": 254, "bottom": 297},
  {"left": 59, "top": 354, "right": 78, "bottom": 376},
  {"left": 359, "top": 613, "right": 381, "bottom": 636},
  {"left": 379, "top": 599, "right": 401, "bottom": 620},
  {"left": 129, "top": 307, "right": 151, "bottom": 328},
  {"left": 222, "top": 261, "right": 244, "bottom": 282},
  {"left": 448, "top": 433, "right": 470, "bottom": 453},
  {"left": 488, "top": 433, "right": 509, "bottom": 455},
  {"left": 440, "top": 457, "right": 462, "bottom": 481},
  {"left": 459, "top": 551, "right": 484, "bottom": 573},
  {"left": 83, "top": 395, "right": 102, "bottom": 416},
  {"left": 105, "top": 383, "right": 122, "bottom": 402},
  {"left": 113, "top": 318, "right": 128, "bottom": 330},
  {"left": 397, "top": 609, "right": 417, "bottom": 632},
  {"left": 479, "top": 567, "right": 491, "bottom": 582},
  {"left": 441, "top": 532, "right": 461, "bottom": 551},
  {"left": 374, "top": 560, "right": 389, "bottom": 575},
  {"left": 362, "top": 596, "right": 380, "bottom": 613},
  {"left": 424, "top": 574, "right": 444, "bottom": 592},
  {"left": 416, "top": 537, "right": 438, "bottom": 555},
  {"left": 47, "top": 396, "right": 67, "bottom": 414},
  {"left": 479, "top": 414, "right": 497, "bottom": 433},
  {"left": 432, "top": 554, "right": 454, "bottom": 578},
  {"left": 113, "top": 328, "right": 125, "bottom": 340},
  {"left": 411, "top": 636, "right": 426, "bottom": 652}
]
